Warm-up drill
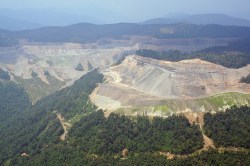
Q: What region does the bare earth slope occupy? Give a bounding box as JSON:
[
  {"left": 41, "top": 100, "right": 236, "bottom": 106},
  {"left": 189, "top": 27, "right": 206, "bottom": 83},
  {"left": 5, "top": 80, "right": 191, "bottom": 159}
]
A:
[
  {"left": 0, "top": 43, "right": 131, "bottom": 81},
  {"left": 91, "top": 55, "right": 250, "bottom": 112},
  {"left": 0, "top": 43, "right": 133, "bottom": 102}
]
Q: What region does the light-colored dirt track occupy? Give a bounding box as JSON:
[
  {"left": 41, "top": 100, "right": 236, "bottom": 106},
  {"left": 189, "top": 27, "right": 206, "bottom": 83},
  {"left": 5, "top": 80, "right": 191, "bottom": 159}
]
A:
[
  {"left": 56, "top": 113, "right": 71, "bottom": 141},
  {"left": 182, "top": 112, "right": 216, "bottom": 150}
]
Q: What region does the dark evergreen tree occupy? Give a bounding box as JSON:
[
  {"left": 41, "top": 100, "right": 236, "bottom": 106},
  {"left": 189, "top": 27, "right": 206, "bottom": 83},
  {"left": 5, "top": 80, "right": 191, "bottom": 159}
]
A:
[{"left": 75, "top": 63, "right": 84, "bottom": 71}]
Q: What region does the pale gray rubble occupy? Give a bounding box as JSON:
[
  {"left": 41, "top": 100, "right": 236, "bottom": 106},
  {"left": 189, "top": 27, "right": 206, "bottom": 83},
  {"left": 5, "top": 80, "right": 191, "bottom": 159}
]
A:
[
  {"left": 91, "top": 55, "right": 250, "bottom": 110},
  {"left": 0, "top": 43, "right": 134, "bottom": 83},
  {"left": 0, "top": 43, "right": 135, "bottom": 102}
]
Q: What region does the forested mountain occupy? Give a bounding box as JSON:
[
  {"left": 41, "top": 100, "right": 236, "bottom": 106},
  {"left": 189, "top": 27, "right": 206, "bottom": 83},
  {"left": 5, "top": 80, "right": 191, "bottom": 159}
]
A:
[
  {"left": 0, "top": 23, "right": 250, "bottom": 45},
  {"left": 69, "top": 111, "right": 203, "bottom": 155},
  {"left": 143, "top": 14, "right": 250, "bottom": 27},
  {"left": 0, "top": 29, "right": 18, "bottom": 47},
  {"left": 0, "top": 69, "right": 103, "bottom": 165},
  {"left": 0, "top": 67, "right": 249, "bottom": 165},
  {"left": 0, "top": 15, "right": 42, "bottom": 31},
  {"left": 0, "top": 80, "right": 30, "bottom": 122},
  {"left": 0, "top": 9, "right": 102, "bottom": 29},
  {"left": 184, "top": 14, "right": 250, "bottom": 26},
  {"left": 155, "top": 24, "right": 250, "bottom": 39},
  {"left": 142, "top": 18, "right": 179, "bottom": 25},
  {"left": 11, "top": 148, "right": 250, "bottom": 166},
  {"left": 6, "top": 106, "right": 250, "bottom": 165}
]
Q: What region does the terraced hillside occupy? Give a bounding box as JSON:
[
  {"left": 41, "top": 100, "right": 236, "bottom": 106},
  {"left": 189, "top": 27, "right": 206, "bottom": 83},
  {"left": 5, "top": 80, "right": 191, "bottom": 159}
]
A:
[
  {"left": 0, "top": 43, "right": 132, "bottom": 102},
  {"left": 1, "top": 23, "right": 250, "bottom": 109},
  {"left": 91, "top": 55, "right": 250, "bottom": 114}
]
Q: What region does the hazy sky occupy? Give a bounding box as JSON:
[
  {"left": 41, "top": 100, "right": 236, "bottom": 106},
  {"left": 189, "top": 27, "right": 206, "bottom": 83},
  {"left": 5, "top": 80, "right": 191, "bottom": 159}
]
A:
[{"left": 1, "top": 0, "right": 250, "bottom": 22}]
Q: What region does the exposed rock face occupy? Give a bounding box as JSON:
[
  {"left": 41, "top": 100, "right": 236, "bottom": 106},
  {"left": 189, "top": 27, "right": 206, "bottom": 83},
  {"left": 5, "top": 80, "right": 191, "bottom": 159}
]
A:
[
  {"left": 1, "top": 41, "right": 249, "bottom": 112},
  {"left": 0, "top": 43, "right": 132, "bottom": 82},
  {"left": 91, "top": 55, "right": 250, "bottom": 110},
  {"left": 0, "top": 43, "right": 133, "bottom": 103}
]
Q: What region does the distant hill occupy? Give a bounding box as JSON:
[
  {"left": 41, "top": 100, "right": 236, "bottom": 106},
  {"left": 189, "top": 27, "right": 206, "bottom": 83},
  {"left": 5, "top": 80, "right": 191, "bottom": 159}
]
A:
[
  {"left": 0, "top": 29, "right": 18, "bottom": 46},
  {"left": 4, "top": 23, "right": 250, "bottom": 44},
  {"left": 142, "top": 14, "right": 250, "bottom": 27},
  {"left": 0, "top": 9, "right": 103, "bottom": 29},
  {"left": 0, "top": 15, "right": 42, "bottom": 31},
  {"left": 142, "top": 18, "right": 178, "bottom": 25},
  {"left": 184, "top": 14, "right": 250, "bottom": 26},
  {"left": 11, "top": 23, "right": 161, "bottom": 43}
]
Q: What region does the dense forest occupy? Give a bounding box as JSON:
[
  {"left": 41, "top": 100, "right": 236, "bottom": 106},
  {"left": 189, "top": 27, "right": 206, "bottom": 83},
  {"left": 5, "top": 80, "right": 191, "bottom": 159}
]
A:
[
  {"left": 0, "top": 80, "right": 30, "bottom": 122},
  {"left": 9, "top": 143, "right": 250, "bottom": 166},
  {"left": 0, "top": 24, "right": 249, "bottom": 45},
  {"left": 15, "top": 24, "right": 250, "bottom": 43},
  {"left": 204, "top": 105, "right": 250, "bottom": 148},
  {"left": 156, "top": 24, "right": 250, "bottom": 39},
  {"left": 0, "top": 79, "right": 60, "bottom": 164},
  {"left": 69, "top": 111, "right": 203, "bottom": 155},
  {"left": 0, "top": 30, "right": 18, "bottom": 47},
  {"left": 0, "top": 69, "right": 103, "bottom": 165},
  {"left": 136, "top": 38, "right": 250, "bottom": 68},
  {"left": 7, "top": 106, "right": 250, "bottom": 166}
]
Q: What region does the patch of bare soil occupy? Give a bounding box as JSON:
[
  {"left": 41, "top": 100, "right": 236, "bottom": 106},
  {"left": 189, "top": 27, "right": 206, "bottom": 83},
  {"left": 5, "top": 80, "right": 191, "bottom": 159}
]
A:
[
  {"left": 181, "top": 111, "right": 216, "bottom": 150},
  {"left": 179, "top": 112, "right": 215, "bottom": 155},
  {"left": 122, "top": 149, "right": 128, "bottom": 158},
  {"left": 56, "top": 113, "right": 71, "bottom": 141},
  {"left": 159, "top": 152, "right": 175, "bottom": 160},
  {"left": 218, "top": 147, "right": 247, "bottom": 153},
  {"left": 202, "top": 134, "right": 216, "bottom": 150},
  {"left": 93, "top": 55, "right": 250, "bottom": 111},
  {"left": 181, "top": 112, "right": 204, "bottom": 126}
]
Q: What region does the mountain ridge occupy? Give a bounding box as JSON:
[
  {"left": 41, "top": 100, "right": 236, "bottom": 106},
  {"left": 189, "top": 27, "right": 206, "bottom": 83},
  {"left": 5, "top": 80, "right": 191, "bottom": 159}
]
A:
[
  {"left": 0, "top": 15, "right": 42, "bottom": 30},
  {"left": 142, "top": 13, "right": 250, "bottom": 27},
  {"left": 0, "top": 9, "right": 103, "bottom": 31}
]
